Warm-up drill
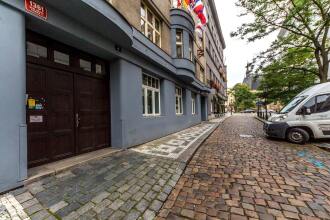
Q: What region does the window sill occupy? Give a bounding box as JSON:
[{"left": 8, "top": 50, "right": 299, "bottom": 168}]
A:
[
  {"left": 143, "top": 115, "right": 163, "bottom": 118},
  {"left": 176, "top": 114, "right": 184, "bottom": 116}
]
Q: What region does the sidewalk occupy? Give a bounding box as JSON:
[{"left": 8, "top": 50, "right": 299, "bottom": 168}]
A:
[
  {"left": 0, "top": 116, "right": 229, "bottom": 220},
  {"left": 133, "top": 115, "right": 230, "bottom": 163}
]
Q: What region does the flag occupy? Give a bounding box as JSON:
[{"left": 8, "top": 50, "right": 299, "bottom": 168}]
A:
[
  {"left": 182, "top": 0, "right": 190, "bottom": 9},
  {"left": 196, "top": 24, "right": 204, "bottom": 38},
  {"left": 192, "top": 0, "right": 208, "bottom": 38},
  {"left": 193, "top": 0, "right": 208, "bottom": 25},
  {"left": 177, "top": 0, "right": 208, "bottom": 38},
  {"left": 177, "top": 0, "right": 181, "bottom": 8}
]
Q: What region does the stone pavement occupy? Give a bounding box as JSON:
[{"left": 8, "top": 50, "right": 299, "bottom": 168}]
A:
[
  {"left": 2, "top": 151, "right": 185, "bottom": 220},
  {"left": 0, "top": 120, "right": 224, "bottom": 220},
  {"left": 133, "top": 123, "right": 216, "bottom": 159},
  {"left": 158, "top": 115, "right": 330, "bottom": 220}
]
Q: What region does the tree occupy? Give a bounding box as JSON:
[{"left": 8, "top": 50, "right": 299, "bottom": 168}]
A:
[
  {"left": 230, "top": 84, "right": 256, "bottom": 111},
  {"left": 257, "top": 46, "right": 317, "bottom": 105},
  {"left": 232, "top": 0, "right": 330, "bottom": 83}
]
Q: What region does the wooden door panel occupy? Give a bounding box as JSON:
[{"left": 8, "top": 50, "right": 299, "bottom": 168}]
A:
[
  {"left": 27, "top": 64, "right": 50, "bottom": 167},
  {"left": 75, "top": 75, "right": 95, "bottom": 153},
  {"left": 28, "top": 133, "right": 49, "bottom": 167},
  {"left": 75, "top": 75, "right": 109, "bottom": 153},
  {"left": 48, "top": 69, "right": 75, "bottom": 161}
]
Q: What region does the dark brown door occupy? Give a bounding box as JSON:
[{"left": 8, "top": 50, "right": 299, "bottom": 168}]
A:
[
  {"left": 48, "top": 69, "right": 75, "bottom": 161},
  {"left": 27, "top": 64, "right": 49, "bottom": 167},
  {"left": 27, "top": 64, "right": 75, "bottom": 167},
  {"left": 75, "top": 75, "right": 110, "bottom": 154}
]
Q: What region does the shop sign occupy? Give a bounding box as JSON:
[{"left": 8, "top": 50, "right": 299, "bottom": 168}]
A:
[{"left": 25, "top": 0, "right": 48, "bottom": 20}]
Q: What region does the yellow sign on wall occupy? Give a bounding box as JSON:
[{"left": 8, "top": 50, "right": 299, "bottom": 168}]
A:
[{"left": 28, "top": 99, "right": 36, "bottom": 109}]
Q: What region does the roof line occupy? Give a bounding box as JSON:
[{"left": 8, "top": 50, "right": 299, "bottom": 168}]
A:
[{"left": 208, "top": 0, "right": 226, "bottom": 49}]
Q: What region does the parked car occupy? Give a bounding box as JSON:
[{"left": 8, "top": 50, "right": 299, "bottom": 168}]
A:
[
  {"left": 241, "top": 109, "right": 255, "bottom": 113},
  {"left": 264, "top": 82, "right": 330, "bottom": 144}
]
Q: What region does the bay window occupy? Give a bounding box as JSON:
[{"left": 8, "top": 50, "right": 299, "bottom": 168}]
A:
[
  {"left": 142, "top": 74, "right": 161, "bottom": 116},
  {"left": 176, "top": 30, "right": 183, "bottom": 58},
  {"left": 189, "top": 36, "right": 194, "bottom": 61}
]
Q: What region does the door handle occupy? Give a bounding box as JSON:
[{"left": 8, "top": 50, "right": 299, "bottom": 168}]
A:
[{"left": 76, "top": 113, "right": 80, "bottom": 128}]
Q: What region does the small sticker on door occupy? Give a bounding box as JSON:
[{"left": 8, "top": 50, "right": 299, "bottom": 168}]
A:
[
  {"left": 30, "top": 115, "right": 43, "bottom": 123},
  {"left": 28, "top": 98, "right": 36, "bottom": 109}
]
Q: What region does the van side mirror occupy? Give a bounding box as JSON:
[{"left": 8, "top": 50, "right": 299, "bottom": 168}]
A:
[{"left": 301, "top": 107, "right": 311, "bottom": 115}]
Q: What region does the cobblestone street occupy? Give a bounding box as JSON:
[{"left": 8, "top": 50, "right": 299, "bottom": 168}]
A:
[
  {"left": 0, "top": 121, "right": 220, "bottom": 220},
  {"left": 2, "top": 115, "right": 330, "bottom": 220},
  {"left": 159, "top": 115, "right": 330, "bottom": 220},
  {"left": 1, "top": 151, "right": 185, "bottom": 220}
]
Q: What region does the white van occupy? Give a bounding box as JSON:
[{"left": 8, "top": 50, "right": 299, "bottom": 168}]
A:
[{"left": 264, "top": 82, "right": 330, "bottom": 144}]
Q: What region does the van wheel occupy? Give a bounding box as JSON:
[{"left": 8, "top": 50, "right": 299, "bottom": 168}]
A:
[{"left": 287, "top": 128, "right": 310, "bottom": 145}]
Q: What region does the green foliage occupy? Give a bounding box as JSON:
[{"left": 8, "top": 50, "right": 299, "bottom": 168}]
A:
[
  {"left": 232, "top": 0, "right": 330, "bottom": 82},
  {"left": 230, "top": 84, "right": 256, "bottom": 111},
  {"left": 258, "top": 47, "right": 317, "bottom": 105}
]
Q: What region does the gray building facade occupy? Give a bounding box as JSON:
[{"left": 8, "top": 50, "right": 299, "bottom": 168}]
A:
[
  {"left": 0, "top": 0, "right": 212, "bottom": 192},
  {"left": 203, "top": 0, "right": 227, "bottom": 117}
]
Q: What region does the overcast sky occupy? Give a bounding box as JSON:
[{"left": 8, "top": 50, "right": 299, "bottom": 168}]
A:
[{"left": 214, "top": 0, "right": 277, "bottom": 88}]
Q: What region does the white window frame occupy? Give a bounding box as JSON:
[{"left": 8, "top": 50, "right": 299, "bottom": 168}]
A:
[
  {"left": 176, "top": 30, "right": 184, "bottom": 58},
  {"left": 142, "top": 74, "right": 161, "bottom": 116},
  {"left": 192, "top": 94, "right": 196, "bottom": 115},
  {"left": 141, "top": 3, "right": 162, "bottom": 47},
  {"left": 176, "top": 87, "right": 184, "bottom": 115}
]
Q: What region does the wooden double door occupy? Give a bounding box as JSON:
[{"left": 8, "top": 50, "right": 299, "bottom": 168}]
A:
[{"left": 27, "top": 63, "right": 110, "bottom": 167}]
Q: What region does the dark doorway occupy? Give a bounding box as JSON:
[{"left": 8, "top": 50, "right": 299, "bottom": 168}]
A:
[
  {"left": 201, "top": 96, "right": 208, "bottom": 121},
  {"left": 26, "top": 31, "right": 110, "bottom": 168}
]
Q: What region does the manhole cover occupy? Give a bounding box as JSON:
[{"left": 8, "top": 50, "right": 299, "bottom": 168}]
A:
[
  {"left": 195, "top": 173, "right": 210, "bottom": 179},
  {"left": 240, "top": 134, "right": 254, "bottom": 138}
]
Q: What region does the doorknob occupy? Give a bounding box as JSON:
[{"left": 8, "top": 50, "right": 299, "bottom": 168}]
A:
[{"left": 76, "top": 113, "right": 80, "bottom": 128}]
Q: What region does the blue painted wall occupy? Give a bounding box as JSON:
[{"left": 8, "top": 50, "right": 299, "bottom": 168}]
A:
[
  {"left": 0, "top": 3, "right": 27, "bottom": 192},
  {"left": 110, "top": 59, "right": 203, "bottom": 148},
  {"left": 0, "top": 0, "right": 208, "bottom": 192}
]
